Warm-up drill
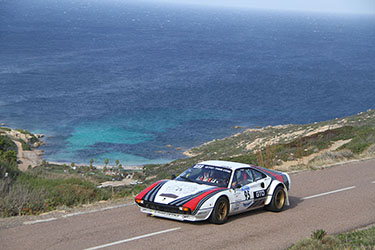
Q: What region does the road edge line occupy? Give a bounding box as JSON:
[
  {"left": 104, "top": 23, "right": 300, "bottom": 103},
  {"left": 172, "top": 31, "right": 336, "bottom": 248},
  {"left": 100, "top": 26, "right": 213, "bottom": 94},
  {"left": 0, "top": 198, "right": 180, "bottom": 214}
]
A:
[
  {"left": 23, "top": 203, "right": 135, "bottom": 225},
  {"left": 84, "top": 227, "right": 181, "bottom": 250}
]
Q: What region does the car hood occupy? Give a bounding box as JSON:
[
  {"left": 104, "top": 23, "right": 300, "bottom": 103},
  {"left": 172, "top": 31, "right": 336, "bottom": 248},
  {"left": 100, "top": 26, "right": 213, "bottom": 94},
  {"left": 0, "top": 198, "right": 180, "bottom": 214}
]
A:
[{"left": 153, "top": 180, "right": 214, "bottom": 205}]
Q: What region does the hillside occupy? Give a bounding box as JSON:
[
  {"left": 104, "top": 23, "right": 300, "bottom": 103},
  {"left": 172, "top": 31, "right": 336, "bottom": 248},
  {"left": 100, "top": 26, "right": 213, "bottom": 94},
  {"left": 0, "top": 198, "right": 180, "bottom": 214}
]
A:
[
  {"left": 1, "top": 109, "right": 375, "bottom": 217},
  {"left": 0, "top": 128, "right": 138, "bottom": 217},
  {"left": 142, "top": 109, "right": 375, "bottom": 181}
]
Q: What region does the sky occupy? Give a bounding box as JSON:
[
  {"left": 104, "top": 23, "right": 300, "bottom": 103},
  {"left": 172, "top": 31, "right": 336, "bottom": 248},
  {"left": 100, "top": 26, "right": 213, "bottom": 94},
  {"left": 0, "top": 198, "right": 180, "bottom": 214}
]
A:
[{"left": 149, "top": 0, "right": 375, "bottom": 15}]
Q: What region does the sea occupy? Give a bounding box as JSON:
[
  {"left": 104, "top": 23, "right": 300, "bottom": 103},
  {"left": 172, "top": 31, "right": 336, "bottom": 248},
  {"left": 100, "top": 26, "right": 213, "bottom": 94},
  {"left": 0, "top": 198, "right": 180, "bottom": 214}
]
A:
[{"left": 1, "top": 0, "right": 375, "bottom": 166}]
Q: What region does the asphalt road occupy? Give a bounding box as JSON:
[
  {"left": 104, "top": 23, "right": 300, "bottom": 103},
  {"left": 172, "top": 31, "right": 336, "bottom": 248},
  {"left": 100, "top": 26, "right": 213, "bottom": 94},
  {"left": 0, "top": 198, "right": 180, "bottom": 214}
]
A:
[{"left": 1, "top": 159, "right": 374, "bottom": 250}]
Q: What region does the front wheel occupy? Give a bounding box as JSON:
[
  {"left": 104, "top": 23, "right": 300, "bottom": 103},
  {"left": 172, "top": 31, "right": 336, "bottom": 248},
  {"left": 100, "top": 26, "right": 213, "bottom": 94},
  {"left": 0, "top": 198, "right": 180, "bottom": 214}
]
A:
[
  {"left": 265, "top": 186, "right": 286, "bottom": 212},
  {"left": 210, "top": 196, "right": 229, "bottom": 224}
]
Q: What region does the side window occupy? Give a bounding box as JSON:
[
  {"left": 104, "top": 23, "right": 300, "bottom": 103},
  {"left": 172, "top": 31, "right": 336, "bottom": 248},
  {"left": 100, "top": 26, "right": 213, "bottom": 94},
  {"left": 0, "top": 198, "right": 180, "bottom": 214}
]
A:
[
  {"left": 252, "top": 169, "right": 266, "bottom": 181},
  {"left": 244, "top": 169, "right": 254, "bottom": 183},
  {"left": 232, "top": 168, "right": 254, "bottom": 187}
]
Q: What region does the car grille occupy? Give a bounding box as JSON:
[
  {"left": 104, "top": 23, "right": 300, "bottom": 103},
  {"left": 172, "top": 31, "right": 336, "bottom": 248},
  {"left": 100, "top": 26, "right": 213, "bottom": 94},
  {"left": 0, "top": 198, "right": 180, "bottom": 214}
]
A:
[{"left": 140, "top": 201, "right": 189, "bottom": 214}]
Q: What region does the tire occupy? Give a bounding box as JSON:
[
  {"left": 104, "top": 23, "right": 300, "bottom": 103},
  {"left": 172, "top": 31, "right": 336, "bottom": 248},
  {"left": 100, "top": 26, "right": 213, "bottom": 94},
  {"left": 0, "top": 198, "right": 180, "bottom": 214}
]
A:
[
  {"left": 265, "top": 186, "right": 286, "bottom": 212},
  {"left": 210, "top": 196, "right": 229, "bottom": 224}
]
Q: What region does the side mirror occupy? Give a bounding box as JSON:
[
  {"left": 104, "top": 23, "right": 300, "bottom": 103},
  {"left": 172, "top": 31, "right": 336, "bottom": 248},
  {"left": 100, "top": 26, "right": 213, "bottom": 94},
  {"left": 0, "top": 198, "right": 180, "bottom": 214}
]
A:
[
  {"left": 234, "top": 183, "right": 242, "bottom": 189},
  {"left": 171, "top": 174, "right": 176, "bottom": 180}
]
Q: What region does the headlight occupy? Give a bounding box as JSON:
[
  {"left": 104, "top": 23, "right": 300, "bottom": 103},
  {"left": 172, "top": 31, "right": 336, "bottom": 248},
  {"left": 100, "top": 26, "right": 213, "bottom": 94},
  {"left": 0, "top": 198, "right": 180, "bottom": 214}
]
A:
[
  {"left": 135, "top": 199, "right": 144, "bottom": 204},
  {"left": 179, "top": 207, "right": 191, "bottom": 213}
]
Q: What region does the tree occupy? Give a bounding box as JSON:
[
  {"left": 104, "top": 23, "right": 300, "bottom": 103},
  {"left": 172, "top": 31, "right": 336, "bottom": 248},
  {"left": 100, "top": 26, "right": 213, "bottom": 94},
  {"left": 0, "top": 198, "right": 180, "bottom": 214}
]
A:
[
  {"left": 115, "top": 159, "right": 119, "bottom": 167},
  {"left": 89, "top": 158, "right": 94, "bottom": 169},
  {"left": 104, "top": 158, "right": 109, "bottom": 167}
]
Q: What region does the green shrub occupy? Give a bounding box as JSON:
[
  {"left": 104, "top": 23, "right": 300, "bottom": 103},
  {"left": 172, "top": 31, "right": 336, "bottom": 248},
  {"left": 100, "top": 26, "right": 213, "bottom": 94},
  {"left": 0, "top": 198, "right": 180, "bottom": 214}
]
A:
[
  {"left": 0, "top": 180, "right": 47, "bottom": 216},
  {"left": 0, "top": 135, "right": 17, "bottom": 152},
  {"left": 0, "top": 169, "right": 113, "bottom": 217},
  {"left": 339, "top": 126, "right": 375, "bottom": 154},
  {"left": 289, "top": 227, "right": 375, "bottom": 250},
  {"left": 311, "top": 229, "right": 327, "bottom": 240}
]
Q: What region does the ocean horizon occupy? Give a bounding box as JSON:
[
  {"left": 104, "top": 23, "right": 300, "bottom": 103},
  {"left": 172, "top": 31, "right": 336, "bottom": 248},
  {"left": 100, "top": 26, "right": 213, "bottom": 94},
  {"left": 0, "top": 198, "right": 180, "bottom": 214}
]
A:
[{"left": 1, "top": 0, "right": 375, "bottom": 166}]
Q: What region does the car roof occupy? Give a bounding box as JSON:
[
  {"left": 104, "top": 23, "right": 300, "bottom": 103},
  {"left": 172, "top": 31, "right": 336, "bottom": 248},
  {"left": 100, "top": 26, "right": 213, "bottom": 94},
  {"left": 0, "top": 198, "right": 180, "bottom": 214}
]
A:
[{"left": 198, "top": 160, "right": 252, "bottom": 170}]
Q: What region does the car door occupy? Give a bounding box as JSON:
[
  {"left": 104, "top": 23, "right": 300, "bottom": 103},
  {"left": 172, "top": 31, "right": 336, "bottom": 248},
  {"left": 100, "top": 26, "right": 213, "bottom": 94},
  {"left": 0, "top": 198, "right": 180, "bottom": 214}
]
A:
[
  {"left": 230, "top": 168, "right": 259, "bottom": 212},
  {"left": 250, "top": 168, "right": 271, "bottom": 207}
]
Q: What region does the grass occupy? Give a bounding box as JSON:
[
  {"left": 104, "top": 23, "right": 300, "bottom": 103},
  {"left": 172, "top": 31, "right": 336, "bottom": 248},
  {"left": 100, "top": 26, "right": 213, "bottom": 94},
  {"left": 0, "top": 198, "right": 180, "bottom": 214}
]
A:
[
  {"left": 142, "top": 125, "right": 375, "bottom": 182},
  {"left": 0, "top": 163, "right": 145, "bottom": 217},
  {"left": 0, "top": 164, "right": 113, "bottom": 216},
  {"left": 289, "top": 227, "right": 375, "bottom": 249},
  {"left": 0, "top": 133, "right": 141, "bottom": 217},
  {"left": 139, "top": 110, "right": 375, "bottom": 183}
]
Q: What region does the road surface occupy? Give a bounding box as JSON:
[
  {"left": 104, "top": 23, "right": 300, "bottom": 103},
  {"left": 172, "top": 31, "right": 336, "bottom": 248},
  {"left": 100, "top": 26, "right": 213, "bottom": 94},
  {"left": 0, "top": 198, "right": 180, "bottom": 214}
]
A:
[{"left": 1, "top": 159, "right": 374, "bottom": 250}]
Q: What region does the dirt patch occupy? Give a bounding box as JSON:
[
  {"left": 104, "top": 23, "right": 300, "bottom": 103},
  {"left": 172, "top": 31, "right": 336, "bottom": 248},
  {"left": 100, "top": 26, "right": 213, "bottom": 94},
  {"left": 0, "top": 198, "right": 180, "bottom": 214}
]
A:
[
  {"left": 276, "top": 139, "right": 352, "bottom": 171},
  {"left": 14, "top": 141, "right": 43, "bottom": 171}
]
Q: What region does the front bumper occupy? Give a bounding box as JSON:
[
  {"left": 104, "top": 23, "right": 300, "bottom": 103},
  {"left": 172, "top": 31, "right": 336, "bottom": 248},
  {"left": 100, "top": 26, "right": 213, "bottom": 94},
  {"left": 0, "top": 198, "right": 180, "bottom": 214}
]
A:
[{"left": 138, "top": 206, "right": 212, "bottom": 222}]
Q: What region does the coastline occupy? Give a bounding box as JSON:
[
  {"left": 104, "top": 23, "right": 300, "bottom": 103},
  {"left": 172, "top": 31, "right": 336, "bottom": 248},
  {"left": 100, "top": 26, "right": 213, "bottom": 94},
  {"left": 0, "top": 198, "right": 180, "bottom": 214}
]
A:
[
  {"left": 47, "top": 161, "right": 144, "bottom": 171},
  {"left": 2, "top": 108, "right": 375, "bottom": 173},
  {"left": 0, "top": 127, "right": 44, "bottom": 171}
]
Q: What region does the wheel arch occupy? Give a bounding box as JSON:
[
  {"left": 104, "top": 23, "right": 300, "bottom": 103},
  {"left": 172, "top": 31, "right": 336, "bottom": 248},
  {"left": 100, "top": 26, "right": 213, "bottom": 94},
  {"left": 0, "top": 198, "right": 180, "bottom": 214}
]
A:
[
  {"left": 206, "top": 194, "right": 230, "bottom": 218},
  {"left": 265, "top": 181, "right": 290, "bottom": 206}
]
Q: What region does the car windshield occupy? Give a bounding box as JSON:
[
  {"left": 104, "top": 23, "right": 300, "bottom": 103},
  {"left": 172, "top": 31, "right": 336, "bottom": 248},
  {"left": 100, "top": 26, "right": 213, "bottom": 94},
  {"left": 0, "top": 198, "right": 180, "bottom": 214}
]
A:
[{"left": 175, "top": 164, "right": 232, "bottom": 188}]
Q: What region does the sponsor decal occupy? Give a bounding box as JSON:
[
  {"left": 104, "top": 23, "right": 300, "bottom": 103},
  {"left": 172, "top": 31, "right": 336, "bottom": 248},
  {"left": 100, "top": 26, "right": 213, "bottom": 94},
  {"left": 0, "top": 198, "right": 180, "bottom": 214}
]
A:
[
  {"left": 193, "top": 164, "right": 231, "bottom": 173},
  {"left": 243, "top": 201, "right": 254, "bottom": 207},
  {"left": 254, "top": 190, "right": 266, "bottom": 199}
]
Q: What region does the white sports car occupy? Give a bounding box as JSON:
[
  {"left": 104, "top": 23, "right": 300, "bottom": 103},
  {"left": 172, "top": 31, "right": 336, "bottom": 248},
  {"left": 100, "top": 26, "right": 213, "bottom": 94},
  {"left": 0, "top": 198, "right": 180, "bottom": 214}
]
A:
[{"left": 135, "top": 160, "right": 291, "bottom": 224}]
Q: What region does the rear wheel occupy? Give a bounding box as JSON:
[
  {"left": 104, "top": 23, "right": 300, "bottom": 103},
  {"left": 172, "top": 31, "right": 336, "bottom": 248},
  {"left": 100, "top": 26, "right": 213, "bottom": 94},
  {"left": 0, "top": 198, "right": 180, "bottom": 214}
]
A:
[
  {"left": 265, "top": 186, "right": 286, "bottom": 212},
  {"left": 210, "top": 196, "right": 229, "bottom": 224}
]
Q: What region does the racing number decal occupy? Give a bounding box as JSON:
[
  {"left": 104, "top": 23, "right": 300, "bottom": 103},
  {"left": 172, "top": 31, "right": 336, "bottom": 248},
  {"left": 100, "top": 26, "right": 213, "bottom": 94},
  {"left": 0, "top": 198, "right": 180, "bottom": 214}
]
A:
[
  {"left": 244, "top": 190, "right": 265, "bottom": 200},
  {"left": 244, "top": 190, "right": 251, "bottom": 200},
  {"left": 254, "top": 190, "right": 266, "bottom": 199}
]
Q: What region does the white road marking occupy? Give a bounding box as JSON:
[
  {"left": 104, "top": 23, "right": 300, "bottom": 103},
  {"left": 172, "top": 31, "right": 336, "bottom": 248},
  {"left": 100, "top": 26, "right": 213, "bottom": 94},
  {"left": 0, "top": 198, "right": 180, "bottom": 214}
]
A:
[
  {"left": 23, "top": 203, "right": 135, "bottom": 225},
  {"left": 84, "top": 227, "right": 181, "bottom": 250},
  {"left": 24, "top": 218, "right": 57, "bottom": 225},
  {"left": 301, "top": 186, "right": 356, "bottom": 200}
]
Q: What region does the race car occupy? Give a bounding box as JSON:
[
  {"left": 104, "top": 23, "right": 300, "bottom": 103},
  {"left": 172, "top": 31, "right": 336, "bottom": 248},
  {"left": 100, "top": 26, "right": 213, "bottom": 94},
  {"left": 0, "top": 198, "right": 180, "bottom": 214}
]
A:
[{"left": 134, "top": 160, "right": 291, "bottom": 224}]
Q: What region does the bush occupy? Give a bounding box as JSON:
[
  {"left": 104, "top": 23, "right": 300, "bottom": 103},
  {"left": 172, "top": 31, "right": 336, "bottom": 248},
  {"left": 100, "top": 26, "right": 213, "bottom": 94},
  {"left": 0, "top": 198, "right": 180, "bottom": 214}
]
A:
[
  {"left": 0, "top": 169, "right": 113, "bottom": 217},
  {"left": 0, "top": 180, "right": 47, "bottom": 216},
  {"left": 0, "top": 158, "right": 20, "bottom": 179},
  {"left": 0, "top": 135, "right": 17, "bottom": 152},
  {"left": 309, "top": 150, "right": 353, "bottom": 166},
  {"left": 289, "top": 227, "right": 375, "bottom": 250},
  {"left": 339, "top": 126, "right": 375, "bottom": 154}
]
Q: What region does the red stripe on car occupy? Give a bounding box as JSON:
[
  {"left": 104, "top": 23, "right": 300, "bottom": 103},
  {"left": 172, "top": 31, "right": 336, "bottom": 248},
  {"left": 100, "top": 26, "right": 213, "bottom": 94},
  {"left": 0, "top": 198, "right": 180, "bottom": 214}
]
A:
[
  {"left": 134, "top": 180, "right": 164, "bottom": 200},
  {"left": 182, "top": 188, "right": 225, "bottom": 211},
  {"left": 252, "top": 165, "right": 284, "bottom": 182}
]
